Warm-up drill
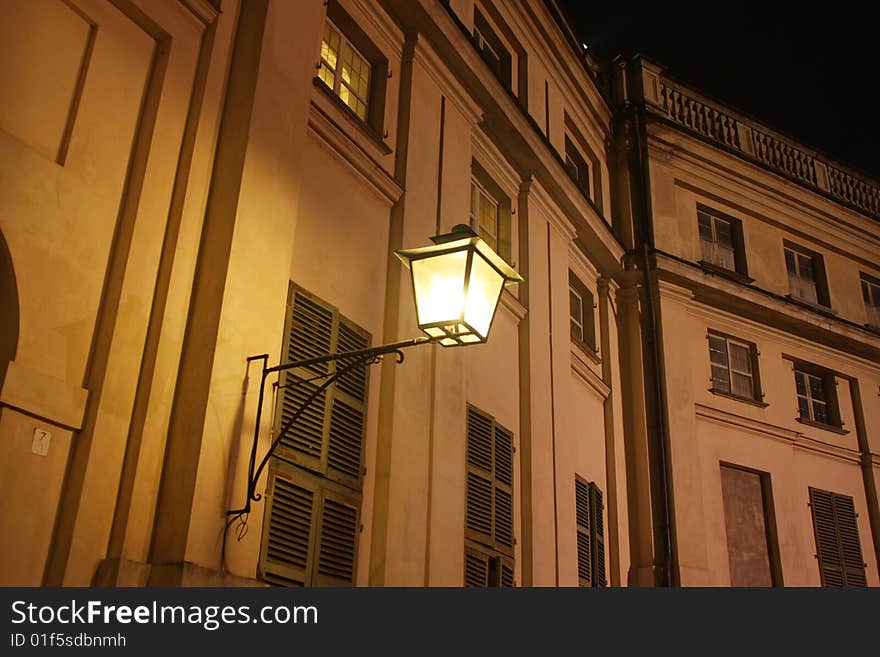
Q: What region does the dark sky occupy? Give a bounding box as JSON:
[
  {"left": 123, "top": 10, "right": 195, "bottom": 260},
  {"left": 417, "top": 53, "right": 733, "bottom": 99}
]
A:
[{"left": 556, "top": 4, "right": 879, "bottom": 179}]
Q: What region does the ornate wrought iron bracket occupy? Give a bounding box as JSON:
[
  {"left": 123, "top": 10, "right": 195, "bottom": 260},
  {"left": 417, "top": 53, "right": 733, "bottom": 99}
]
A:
[{"left": 227, "top": 336, "right": 437, "bottom": 520}]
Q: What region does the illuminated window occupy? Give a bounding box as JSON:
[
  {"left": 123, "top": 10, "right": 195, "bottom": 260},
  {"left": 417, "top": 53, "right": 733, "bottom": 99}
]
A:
[
  {"left": 708, "top": 332, "right": 760, "bottom": 401},
  {"left": 318, "top": 20, "right": 371, "bottom": 121},
  {"left": 860, "top": 273, "right": 880, "bottom": 328},
  {"left": 470, "top": 180, "right": 500, "bottom": 252}
]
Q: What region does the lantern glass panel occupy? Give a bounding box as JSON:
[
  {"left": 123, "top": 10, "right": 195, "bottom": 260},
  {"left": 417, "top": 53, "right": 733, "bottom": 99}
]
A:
[
  {"left": 411, "top": 250, "right": 468, "bottom": 327},
  {"left": 464, "top": 252, "right": 504, "bottom": 339}
]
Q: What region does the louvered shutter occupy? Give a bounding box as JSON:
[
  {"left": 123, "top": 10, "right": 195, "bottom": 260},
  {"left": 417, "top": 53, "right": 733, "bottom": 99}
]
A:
[
  {"left": 809, "top": 488, "right": 867, "bottom": 587},
  {"left": 260, "top": 469, "right": 317, "bottom": 587},
  {"left": 276, "top": 286, "right": 369, "bottom": 489},
  {"left": 575, "top": 477, "right": 592, "bottom": 587},
  {"left": 261, "top": 284, "right": 369, "bottom": 587},
  {"left": 499, "top": 559, "right": 515, "bottom": 587},
  {"left": 326, "top": 319, "right": 369, "bottom": 489},
  {"left": 313, "top": 487, "right": 360, "bottom": 586},
  {"left": 464, "top": 547, "right": 490, "bottom": 587},
  {"left": 466, "top": 408, "right": 495, "bottom": 546},
  {"left": 590, "top": 482, "right": 607, "bottom": 587},
  {"left": 276, "top": 289, "right": 334, "bottom": 474},
  {"left": 494, "top": 424, "right": 514, "bottom": 554}
]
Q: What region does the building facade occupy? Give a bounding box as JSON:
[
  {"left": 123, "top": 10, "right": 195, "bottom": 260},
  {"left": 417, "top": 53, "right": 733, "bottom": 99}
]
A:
[{"left": 0, "top": 0, "right": 877, "bottom": 587}]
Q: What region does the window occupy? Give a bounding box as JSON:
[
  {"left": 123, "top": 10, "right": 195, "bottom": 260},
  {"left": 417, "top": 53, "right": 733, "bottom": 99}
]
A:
[
  {"left": 471, "top": 180, "right": 499, "bottom": 252},
  {"left": 563, "top": 113, "right": 602, "bottom": 207},
  {"left": 575, "top": 477, "right": 606, "bottom": 587},
  {"left": 809, "top": 488, "right": 867, "bottom": 587},
  {"left": 860, "top": 273, "right": 880, "bottom": 328},
  {"left": 569, "top": 271, "right": 596, "bottom": 352},
  {"left": 469, "top": 166, "right": 512, "bottom": 262},
  {"left": 565, "top": 136, "right": 591, "bottom": 199},
  {"left": 697, "top": 206, "right": 747, "bottom": 275},
  {"left": 707, "top": 332, "right": 761, "bottom": 401},
  {"left": 259, "top": 285, "right": 370, "bottom": 586},
  {"left": 318, "top": 20, "right": 371, "bottom": 121},
  {"left": 794, "top": 367, "right": 839, "bottom": 427},
  {"left": 473, "top": 8, "right": 511, "bottom": 88},
  {"left": 784, "top": 242, "right": 829, "bottom": 307},
  {"left": 720, "top": 465, "right": 781, "bottom": 586},
  {"left": 465, "top": 406, "right": 515, "bottom": 587}
]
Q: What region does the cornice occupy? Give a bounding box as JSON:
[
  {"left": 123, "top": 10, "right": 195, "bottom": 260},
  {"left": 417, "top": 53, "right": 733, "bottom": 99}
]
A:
[
  {"left": 571, "top": 347, "right": 610, "bottom": 399},
  {"left": 307, "top": 102, "right": 403, "bottom": 206},
  {"left": 695, "top": 403, "right": 861, "bottom": 465}
]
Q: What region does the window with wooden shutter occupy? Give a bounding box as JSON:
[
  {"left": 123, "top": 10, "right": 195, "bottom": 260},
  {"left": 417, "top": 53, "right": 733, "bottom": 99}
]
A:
[
  {"left": 809, "top": 488, "right": 867, "bottom": 587},
  {"left": 259, "top": 284, "right": 370, "bottom": 587},
  {"left": 465, "top": 405, "right": 515, "bottom": 587},
  {"left": 274, "top": 285, "right": 369, "bottom": 489},
  {"left": 575, "top": 476, "right": 607, "bottom": 587}
]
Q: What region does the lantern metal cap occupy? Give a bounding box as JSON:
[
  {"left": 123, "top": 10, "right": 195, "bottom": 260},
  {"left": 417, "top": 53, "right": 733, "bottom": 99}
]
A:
[{"left": 394, "top": 224, "right": 524, "bottom": 285}]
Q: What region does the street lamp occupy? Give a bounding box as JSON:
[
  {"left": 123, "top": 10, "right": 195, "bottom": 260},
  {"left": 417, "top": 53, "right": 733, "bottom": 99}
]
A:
[
  {"left": 395, "top": 224, "right": 523, "bottom": 346},
  {"left": 227, "top": 225, "right": 523, "bottom": 527}
]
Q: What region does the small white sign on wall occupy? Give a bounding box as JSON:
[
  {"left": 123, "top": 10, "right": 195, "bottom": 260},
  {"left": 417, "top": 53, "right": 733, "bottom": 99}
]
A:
[{"left": 32, "top": 428, "right": 51, "bottom": 457}]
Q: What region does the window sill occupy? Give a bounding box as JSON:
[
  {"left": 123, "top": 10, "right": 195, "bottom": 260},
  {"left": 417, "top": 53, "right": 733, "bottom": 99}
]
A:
[
  {"left": 708, "top": 388, "right": 768, "bottom": 408},
  {"left": 864, "top": 323, "right": 880, "bottom": 336},
  {"left": 784, "top": 294, "right": 836, "bottom": 317},
  {"left": 795, "top": 416, "right": 849, "bottom": 435},
  {"left": 697, "top": 260, "right": 754, "bottom": 285},
  {"left": 312, "top": 77, "right": 392, "bottom": 155},
  {"left": 572, "top": 339, "right": 601, "bottom": 365}
]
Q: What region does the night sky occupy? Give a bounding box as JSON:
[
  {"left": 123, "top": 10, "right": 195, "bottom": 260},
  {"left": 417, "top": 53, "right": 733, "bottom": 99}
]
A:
[{"left": 557, "top": 5, "right": 879, "bottom": 179}]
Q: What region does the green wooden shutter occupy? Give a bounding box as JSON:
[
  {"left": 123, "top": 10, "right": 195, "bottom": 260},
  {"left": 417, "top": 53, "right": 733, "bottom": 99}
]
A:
[
  {"left": 465, "top": 405, "right": 516, "bottom": 587},
  {"left": 575, "top": 477, "right": 592, "bottom": 587},
  {"left": 314, "top": 487, "right": 360, "bottom": 586},
  {"left": 276, "top": 286, "right": 369, "bottom": 490},
  {"left": 809, "top": 488, "right": 867, "bottom": 587},
  {"left": 276, "top": 288, "right": 335, "bottom": 473},
  {"left": 590, "top": 482, "right": 607, "bottom": 587},
  {"left": 261, "top": 284, "right": 369, "bottom": 587},
  {"left": 466, "top": 408, "right": 495, "bottom": 546},
  {"left": 326, "top": 318, "right": 369, "bottom": 489},
  {"left": 465, "top": 547, "right": 490, "bottom": 587},
  {"left": 260, "top": 468, "right": 317, "bottom": 587},
  {"left": 494, "top": 423, "right": 514, "bottom": 554}
]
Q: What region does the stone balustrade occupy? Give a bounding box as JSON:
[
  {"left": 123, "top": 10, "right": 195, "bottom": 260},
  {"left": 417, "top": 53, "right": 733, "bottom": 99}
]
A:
[{"left": 649, "top": 74, "right": 880, "bottom": 220}]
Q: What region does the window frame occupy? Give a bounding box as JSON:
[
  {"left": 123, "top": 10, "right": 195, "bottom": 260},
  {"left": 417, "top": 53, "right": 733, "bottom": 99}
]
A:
[
  {"left": 472, "top": 6, "right": 512, "bottom": 89},
  {"left": 564, "top": 135, "right": 591, "bottom": 199},
  {"left": 569, "top": 271, "right": 597, "bottom": 354},
  {"left": 318, "top": 19, "right": 372, "bottom": 122},
  {"left": 470, "top": 178, "right": 500, "bottom": 254},
  {"left": 783, "top": 240, "right": 831, "bottom": 308},
  {"left": 788, "top": 359, "right": 846, "bottom": 433},
  {"left": 696, "top": 204, "right": 749, "bottom": 279},
  {"left": 706, "top": 330, "right": 765, "bottom": 405},
  {"left": 860, "top": 272, "right": 880, "bottom": 329},
  {"left": 470, "top": 159, "right": 513, "bottom": 263},
  {"left": 719, "top": 462, "right": 784, "bottom": 587},
  {"left": 314, "top": 3, "right": 389, "bottom": 139}
]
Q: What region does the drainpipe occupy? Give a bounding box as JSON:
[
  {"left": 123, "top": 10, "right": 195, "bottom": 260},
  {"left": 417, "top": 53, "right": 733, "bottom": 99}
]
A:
[
  {"left": 848, "top": 379, "right": 880, "bottom": 574},
  {"left": 630, "top": 97, "right": 677, "bottom": 587}
]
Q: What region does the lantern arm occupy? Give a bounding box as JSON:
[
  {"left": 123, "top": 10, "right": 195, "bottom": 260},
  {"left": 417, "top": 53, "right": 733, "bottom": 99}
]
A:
[{"left": 228, "top": 336, "right": 438, "bottom": 523}]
